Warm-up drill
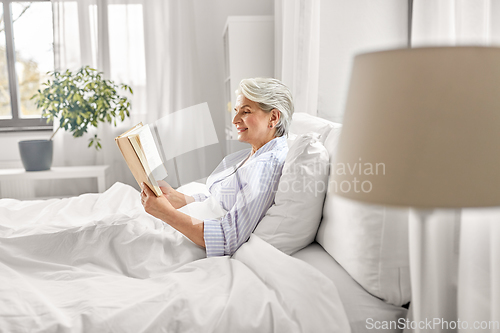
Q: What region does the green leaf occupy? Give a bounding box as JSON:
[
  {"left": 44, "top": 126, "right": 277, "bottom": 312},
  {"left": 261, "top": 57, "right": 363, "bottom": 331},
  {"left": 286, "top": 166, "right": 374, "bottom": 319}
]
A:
[{"left": 32, "top": 65, "right": 132, "bottom": 150}]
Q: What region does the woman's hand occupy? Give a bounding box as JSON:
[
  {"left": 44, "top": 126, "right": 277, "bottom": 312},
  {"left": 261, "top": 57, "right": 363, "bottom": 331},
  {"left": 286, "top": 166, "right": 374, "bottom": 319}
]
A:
[
  {"left": 140, "top": 183, "right": 175, "bottom": 221},
  {"left": 157, "top": 180, "right": 194, "bottom": 209},
  {"left": 141, "top": 182, "right": 205, "bottom": 248}
]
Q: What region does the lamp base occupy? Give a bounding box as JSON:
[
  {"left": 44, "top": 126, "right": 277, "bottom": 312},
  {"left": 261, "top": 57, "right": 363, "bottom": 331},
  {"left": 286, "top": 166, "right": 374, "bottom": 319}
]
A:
[{"left": 408, "top": 208, "right": 461, "bottom": 333}]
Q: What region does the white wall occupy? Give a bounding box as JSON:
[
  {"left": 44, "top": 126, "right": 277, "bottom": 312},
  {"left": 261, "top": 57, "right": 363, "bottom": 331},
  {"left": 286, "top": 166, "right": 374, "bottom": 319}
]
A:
[
  {"left": 0, "top": 131, "right": 52, "bottom": 168},
  {"left": 317, "top": 0, "right": 408, "bottom": 123},
  {"left": 192, "top": 0, "right": 274, "bottom": 149}
]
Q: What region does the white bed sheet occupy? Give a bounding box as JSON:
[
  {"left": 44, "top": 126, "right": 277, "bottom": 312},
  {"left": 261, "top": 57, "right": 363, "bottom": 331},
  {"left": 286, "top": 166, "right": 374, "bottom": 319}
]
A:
[
  {"left": 292, "top": 242, "right": 408, "bottom": 333},
  {"left": 0, "top": 182, "right": 350, "bottom": 333}
]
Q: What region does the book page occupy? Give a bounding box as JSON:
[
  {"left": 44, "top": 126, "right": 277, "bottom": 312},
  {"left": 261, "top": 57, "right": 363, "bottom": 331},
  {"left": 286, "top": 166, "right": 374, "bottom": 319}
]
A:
[
  {"left": 134, "top": 125, "right": 168, "bottom": 181},
  {"left": 116, "top": 129, "right": 161, "bottom": 197},
  {"left": 129, "top": 136, "right": 159, "bottom": 191},
  {"left": 116, "top": 122, "right": 168, "bottom": 197},
  {"left": 116, "top": 122, "right": 143, "bottom": 138}
]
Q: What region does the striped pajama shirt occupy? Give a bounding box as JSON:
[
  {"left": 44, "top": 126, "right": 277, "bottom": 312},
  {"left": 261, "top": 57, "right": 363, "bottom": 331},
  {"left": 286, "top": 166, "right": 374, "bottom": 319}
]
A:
[{"left": 193, "top": 136, "right": 288, "bottom": 257}]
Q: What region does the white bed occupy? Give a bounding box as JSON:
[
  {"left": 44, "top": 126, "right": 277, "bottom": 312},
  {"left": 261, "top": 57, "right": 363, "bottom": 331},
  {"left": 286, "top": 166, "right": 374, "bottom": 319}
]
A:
[
  {"left": 292, "top": 243, "right": 408, "bottom": 333},
  {"left": 0, "top": 113, "right": 409, "bottom": 332},
  {"left": 0, "top": 183, "right": 349, "bottom": 332}
]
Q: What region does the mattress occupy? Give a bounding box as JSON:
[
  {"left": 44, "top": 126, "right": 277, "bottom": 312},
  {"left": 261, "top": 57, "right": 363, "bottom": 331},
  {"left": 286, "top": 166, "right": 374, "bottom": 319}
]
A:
[{"left": 292, "top": 242, "right": 408, "bottom": 333}]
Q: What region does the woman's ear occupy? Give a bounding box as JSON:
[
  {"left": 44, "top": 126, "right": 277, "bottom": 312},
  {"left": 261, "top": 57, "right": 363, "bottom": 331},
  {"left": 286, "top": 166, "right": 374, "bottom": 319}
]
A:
[{"left": 270, "top": 108, "right": 281, "bottom": 124}]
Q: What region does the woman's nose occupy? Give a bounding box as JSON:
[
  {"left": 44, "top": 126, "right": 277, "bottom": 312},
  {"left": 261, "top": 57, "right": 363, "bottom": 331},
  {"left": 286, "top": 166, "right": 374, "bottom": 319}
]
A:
[{"left": 233, "top": 111, "right": 240, "bottom": 124}]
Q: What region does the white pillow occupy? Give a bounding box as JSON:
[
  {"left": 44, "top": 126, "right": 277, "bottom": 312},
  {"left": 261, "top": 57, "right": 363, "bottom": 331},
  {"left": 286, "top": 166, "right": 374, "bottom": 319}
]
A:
[
  {"left": 289, "top": 112, "right": 341, "bottom": 144},
  {"left": 317, "top": 128, "right": 411, "bottom": 307},
  {"left": 254, "top": 134, "right": 330, "bottom": 255}
]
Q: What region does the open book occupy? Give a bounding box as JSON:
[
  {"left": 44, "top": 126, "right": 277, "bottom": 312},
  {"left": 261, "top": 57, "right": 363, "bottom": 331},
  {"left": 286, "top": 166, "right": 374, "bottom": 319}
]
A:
[
  {"left": 115, "top": 123, "right": 168, "bottom": 196},
  {"left": 115, "top": 103, "right": 219, "bottom": 196}
]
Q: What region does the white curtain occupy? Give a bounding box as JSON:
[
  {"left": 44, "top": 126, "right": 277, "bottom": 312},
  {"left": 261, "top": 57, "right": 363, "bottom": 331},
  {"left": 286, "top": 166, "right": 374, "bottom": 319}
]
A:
[
  {"left": 411, "top": 1, "right": 500, "bottom": 332},
  {"left": 412, "top": 0, "right": 500, "bottom": 46},
  {"left": 50, "top": 0, "right": 201, "bottom": 194},
  {"left": 274, "top": 0, "right": 320, "bottom": 116},
  {"left": 279, "top": 0, "right": 407, "bottom": 123}
]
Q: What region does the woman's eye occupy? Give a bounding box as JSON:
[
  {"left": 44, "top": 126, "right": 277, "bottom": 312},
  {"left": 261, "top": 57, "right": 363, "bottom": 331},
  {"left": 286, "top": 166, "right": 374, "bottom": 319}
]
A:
[{"left": 243, "top": 111, "right": 250, "bottom": 114}]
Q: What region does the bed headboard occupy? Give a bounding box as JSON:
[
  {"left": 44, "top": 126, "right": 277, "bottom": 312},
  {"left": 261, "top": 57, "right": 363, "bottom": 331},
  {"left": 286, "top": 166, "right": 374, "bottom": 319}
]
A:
[{"left": 289, "top": 112, "right": 411, "bottom": 307}]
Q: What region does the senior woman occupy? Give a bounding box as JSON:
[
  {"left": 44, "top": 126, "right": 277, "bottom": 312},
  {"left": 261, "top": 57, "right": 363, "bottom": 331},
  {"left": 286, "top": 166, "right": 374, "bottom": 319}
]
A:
[{"left": 140, "top": 78, "right": 293, "bottom": 257}]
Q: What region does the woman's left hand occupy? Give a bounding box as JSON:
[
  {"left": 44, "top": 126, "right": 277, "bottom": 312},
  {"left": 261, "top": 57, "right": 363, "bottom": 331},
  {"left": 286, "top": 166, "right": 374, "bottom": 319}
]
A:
[{"left": 140, "top": 183, "right": 175, "bottom": 221}]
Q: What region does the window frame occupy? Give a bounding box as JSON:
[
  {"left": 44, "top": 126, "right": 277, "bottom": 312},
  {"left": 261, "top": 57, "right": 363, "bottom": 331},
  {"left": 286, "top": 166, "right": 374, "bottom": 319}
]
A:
[{"left": 0, "top": 0, "right": 53, "bottom": 132}]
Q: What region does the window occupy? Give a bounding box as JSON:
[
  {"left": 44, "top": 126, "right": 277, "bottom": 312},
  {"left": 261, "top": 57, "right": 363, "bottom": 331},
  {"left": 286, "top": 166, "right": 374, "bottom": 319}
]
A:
[{"left": 0, "top": 0, "right": 54, "bottom": 131}]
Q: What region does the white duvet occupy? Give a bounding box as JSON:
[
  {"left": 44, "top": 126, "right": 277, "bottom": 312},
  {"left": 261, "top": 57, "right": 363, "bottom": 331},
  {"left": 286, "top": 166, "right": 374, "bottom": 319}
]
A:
[{"left": 0, "top": 183, "right": 350, "bottom": 333}]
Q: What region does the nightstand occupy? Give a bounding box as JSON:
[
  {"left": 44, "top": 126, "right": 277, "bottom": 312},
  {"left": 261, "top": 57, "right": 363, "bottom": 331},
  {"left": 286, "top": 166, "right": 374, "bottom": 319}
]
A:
[{"left": 0, "top": 165, "right": 109, "bottom": 199}]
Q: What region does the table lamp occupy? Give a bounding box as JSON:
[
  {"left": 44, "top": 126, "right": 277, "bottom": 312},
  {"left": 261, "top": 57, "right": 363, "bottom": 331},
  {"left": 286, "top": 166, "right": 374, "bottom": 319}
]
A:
[{"left": 333, "top": 47, "right": 500, "bottom": 332}]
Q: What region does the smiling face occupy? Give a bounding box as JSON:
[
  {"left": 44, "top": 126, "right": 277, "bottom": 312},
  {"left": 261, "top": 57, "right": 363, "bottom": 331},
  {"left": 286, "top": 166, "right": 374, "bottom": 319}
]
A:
[{"left": 233, "top": 94, "right": 279, "bottom": 153}]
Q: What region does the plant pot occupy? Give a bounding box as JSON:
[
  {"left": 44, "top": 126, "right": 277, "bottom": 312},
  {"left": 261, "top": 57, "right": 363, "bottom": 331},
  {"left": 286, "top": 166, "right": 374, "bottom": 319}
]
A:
[{"left": 18, "top": 139, "right": 53, "bottom": 172}]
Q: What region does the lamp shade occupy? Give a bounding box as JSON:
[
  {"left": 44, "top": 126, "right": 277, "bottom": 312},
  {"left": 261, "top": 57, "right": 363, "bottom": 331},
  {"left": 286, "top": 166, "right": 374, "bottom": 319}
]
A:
[{"left": 334, "top": 47, "right": 500, "bottom": 208}]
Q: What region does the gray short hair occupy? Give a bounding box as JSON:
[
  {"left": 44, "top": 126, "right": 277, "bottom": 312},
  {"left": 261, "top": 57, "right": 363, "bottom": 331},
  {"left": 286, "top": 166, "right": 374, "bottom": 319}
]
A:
[{"left": 236, "top": 78, "right": 294, "bottom": 137}]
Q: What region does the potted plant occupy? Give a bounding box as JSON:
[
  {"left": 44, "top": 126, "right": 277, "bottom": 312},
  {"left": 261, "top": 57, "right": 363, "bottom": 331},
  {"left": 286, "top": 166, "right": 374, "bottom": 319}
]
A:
[{"left": 21, "top": 66, "right": 133, "bottom": 171}]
